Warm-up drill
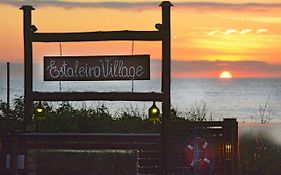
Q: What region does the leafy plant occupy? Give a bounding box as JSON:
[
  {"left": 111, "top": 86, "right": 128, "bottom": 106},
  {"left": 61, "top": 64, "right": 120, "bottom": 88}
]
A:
[
  {"left": 172, "top": 102, "right": 210, "bottom": 121},
  {"left": 0, "top": 97, "right": 212, "bottom": 133}
]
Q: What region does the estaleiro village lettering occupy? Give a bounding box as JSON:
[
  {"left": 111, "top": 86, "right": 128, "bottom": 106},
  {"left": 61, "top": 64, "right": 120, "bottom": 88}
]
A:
[
  {"left": 44, "top": 55, "right": 150, "bottom": 81},
  {"left": 47, "top": 58, "right": 143, "bottom": 79}
]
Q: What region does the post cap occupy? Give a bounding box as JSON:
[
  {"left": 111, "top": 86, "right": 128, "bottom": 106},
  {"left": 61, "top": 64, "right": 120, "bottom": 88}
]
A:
[
  {"left": 159, "top": 1, "right": 173, "bottom": 7},
  {"left": 20, "top": 5, "right": 35, "bottom": 10}
]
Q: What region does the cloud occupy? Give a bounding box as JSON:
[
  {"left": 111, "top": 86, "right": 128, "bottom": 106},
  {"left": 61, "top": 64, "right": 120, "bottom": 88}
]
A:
[
  {"left": 249, "top": 17, "right": 281, "bottom": 24},
  {"left": 257, "top": 29, "right": 268, "bottom": 34},
  {"left": 174, "top": 60, "right": 281, "bottom": 72},
  {"left": 207, "top": 28, "right": 268, "bottom": 36},
  {"left": 175, "top": 2, "right": 281, "bottom": 13},
  {"left": 1, "top": 1, "right": 281, "bottom": 11},
  {"left": 240, "top": 29, "right": 252, "bottom": 34},
  {"left": 208, "top": 31, "right": 218, "bottom": 36},
  {"left": 0, "top": 63, "right": 23, "bottom": 78},
  {"left": 1, "top": 60, "right": 281, "bottom": 78},
  {"left": 150, "top": 60, "right": 281, "bottom": 77},
  {"left": 0, "top": 62, "right": 43, "bottom": 78},
  {"left": 224, "top": 29, "right": 238, "bottom": 35},
  {"left": 0, "top": 0, "right": 157, "bottom": 9}
]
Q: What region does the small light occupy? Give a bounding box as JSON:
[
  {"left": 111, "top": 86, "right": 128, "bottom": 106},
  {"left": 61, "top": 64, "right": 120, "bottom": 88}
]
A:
[
  {"left": 36, "top": 108, "right": 43, "bottom": 113},
  {"left": 148, "top": 101, "right": 160, "bottom": 122},
  {"left": 226, "top": 144, "right": 231, "bottom": 150},
  {"left": 151, "top": 108, "right": 158, "bottom": 114},
  {"left": 34, "top": 101, "right": 46, "bottom": 121},
  {"left": 225, "top": 144, "right": 232, "bottom": 160}
]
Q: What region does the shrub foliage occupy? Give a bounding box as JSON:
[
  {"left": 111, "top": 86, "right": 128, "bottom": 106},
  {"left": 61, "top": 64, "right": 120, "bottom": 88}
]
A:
[{"left": 1, "top": 97, "right": 281, "bottom": 173}]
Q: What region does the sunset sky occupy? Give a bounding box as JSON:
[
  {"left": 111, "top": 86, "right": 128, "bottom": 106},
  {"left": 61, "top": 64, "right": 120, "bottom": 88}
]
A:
[{"left": 1, "top": 0, "right": 281, "bottom": 78}]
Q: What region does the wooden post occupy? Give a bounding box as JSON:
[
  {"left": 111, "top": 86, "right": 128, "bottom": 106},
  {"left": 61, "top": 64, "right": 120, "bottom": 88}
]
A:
[
  {"left": 223, "top": 118, "right": 238, "bottom": 175},
  {"left": 27, "top": 150, "right": 37, "bottom": 175},
  {"left": 0, "top": 132, "right": 2, "bottom": 174},
  {"left": 160, "top": 1, "right": 172, "bottom": 175},
  {"left": 10, "top": 131, "right": 18, "bottom": 175},
  {"left": 7, "top": 62, "right": 10, "bottom": 111},
  {"left": 20, "top": 6, "right": 34, "bottom": 132}
]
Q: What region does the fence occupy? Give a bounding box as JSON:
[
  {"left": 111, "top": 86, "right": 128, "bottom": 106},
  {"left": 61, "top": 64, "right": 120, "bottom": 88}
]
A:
[
  {"left": 0, "top": 119, "right": 237, "bottom": 175},
  {"left": 171, "top": 118, "right": 238, "bottom": 174}
]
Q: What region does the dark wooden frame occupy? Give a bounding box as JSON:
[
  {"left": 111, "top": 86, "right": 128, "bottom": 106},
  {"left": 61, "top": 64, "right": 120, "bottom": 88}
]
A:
[{"left": 20, "top": 1, "right": 172, "bottom": 175}]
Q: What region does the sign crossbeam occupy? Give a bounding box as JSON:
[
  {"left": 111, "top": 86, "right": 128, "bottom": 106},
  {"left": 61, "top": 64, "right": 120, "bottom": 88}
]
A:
[
  {"left": 32, "top": 30, "right": 162, "bottom": 42},
  {"left": 32, "top": 92, "right": 164, "bottom": 102}
]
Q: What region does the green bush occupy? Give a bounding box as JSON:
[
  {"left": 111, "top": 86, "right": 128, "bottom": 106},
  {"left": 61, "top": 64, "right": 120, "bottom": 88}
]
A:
[
  {"left": 240, "top": 132, "right": 281, "bottom": 174},
  {"left": 1, "top": 97, "right": 161, "bottom": 133},
  {"left": 2, "top": 97, "right": 281, "bottom": 173}
]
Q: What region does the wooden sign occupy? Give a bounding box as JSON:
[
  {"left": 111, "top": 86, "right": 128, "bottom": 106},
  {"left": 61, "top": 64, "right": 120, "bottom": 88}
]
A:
[{"left": 44, "top": 55, "right": 150, "bottom": 81}]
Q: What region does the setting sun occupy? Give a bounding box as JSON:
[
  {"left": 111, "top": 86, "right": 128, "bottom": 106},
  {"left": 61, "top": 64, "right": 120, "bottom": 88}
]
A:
[{"left": 219, "top": 71, "right": 233, "bottom": 79}]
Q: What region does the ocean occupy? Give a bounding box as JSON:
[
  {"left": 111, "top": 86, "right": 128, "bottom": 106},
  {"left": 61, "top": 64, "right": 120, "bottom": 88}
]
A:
[{"left": 0, "top": 78, "right": 281, "bottom": 122}]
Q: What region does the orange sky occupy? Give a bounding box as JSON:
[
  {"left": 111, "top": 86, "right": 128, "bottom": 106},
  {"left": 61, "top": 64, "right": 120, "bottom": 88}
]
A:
[{"left": 1, "top": 0, "right": 281, "bottom": 78}]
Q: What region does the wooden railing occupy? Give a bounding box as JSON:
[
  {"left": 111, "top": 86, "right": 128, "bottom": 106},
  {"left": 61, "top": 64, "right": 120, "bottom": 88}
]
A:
[
  {"left": 171, "top": 119, "right": 238, "bottom": 175},
  {"left": 0, "top": 119, "right": 238, "bottom": 175},
  {"left": 1, "top": 133, "right": 160, "bottom": 175}
]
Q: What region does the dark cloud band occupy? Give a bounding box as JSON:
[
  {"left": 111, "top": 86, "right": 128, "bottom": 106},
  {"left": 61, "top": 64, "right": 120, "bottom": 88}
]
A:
[
  {"left": 150, "top": 60, "right": 281, "bottom": 74},
  {"left": 1, "top": 60, "right": 281, "bottom": 78},
  {"left": 172, "top": 60, "right": 281, "bottom": 72},
  {"left": 1, "top": 1, "right": 281, "bottom": 10}
]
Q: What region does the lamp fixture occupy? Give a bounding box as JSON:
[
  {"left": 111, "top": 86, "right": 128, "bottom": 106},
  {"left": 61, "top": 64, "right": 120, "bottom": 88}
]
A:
[
  {"left": 148, "top": 101, "right": 160, "bottom": 122},
  {"left": 34, "top": 101, "right": 46, "bottom": 121}
]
